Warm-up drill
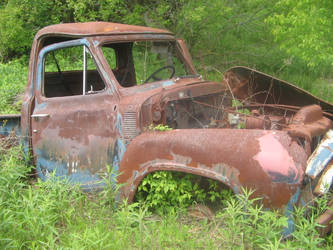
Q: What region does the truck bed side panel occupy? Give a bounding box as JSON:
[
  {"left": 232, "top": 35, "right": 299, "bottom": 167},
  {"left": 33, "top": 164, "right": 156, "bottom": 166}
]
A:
[{"left": 0, "top": 114, "right": 21, "bottom": 138}]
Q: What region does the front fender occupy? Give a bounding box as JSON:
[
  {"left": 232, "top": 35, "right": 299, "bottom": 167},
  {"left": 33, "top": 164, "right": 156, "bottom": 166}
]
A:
[{"left": 119, "top": 129, "right": 307, "bottom": 208}]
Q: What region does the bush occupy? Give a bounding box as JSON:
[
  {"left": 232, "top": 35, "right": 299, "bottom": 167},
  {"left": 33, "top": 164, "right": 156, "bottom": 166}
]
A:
[
  {"left": 135, "top": 171, "right": 233, "bottom": 213},
  {"left": 0, "top": 0, "right": 129, "bottom": 62},
  {"left": 0, "top": 144, "right": 332, "bottom": 248},
  {"left": 0, "top": 59, "right": 27, "bottom": 114}
]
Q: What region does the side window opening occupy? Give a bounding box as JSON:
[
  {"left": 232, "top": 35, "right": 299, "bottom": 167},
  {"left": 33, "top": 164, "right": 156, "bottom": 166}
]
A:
[{"left": 43, "top": 45, "right": 105, "bottom": 98}]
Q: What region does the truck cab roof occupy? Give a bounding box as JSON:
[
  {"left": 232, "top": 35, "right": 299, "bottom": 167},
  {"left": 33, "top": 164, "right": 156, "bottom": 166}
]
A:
[{"left": 35, "top": 22, "right": 173, "bottom": 41}]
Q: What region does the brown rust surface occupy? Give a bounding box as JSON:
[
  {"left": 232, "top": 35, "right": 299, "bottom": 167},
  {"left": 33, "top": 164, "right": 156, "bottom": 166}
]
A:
[
  {"left": 35, "top": 22, "right": 173, "bottom": 41},
  {"left": 285, "top": 105, "right": 333, "bottom": 141},
  {"left": 119, "top": 129, "right": 307, "bottom": 208}
]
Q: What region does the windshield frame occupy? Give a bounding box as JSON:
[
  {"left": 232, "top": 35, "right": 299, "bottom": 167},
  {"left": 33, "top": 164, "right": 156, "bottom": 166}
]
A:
[{"left": 96, "top": 35, "right": 197, "bottom": 90}]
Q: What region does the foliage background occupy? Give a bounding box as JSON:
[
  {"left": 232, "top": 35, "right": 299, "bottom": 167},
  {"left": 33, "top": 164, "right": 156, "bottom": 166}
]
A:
[{"left": 1, "top": 0, "right": 332, "bottom": 89}]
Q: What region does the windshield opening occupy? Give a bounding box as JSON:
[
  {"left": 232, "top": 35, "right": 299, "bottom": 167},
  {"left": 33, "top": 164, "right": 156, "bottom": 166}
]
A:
[{"left": 101, "top": 40, "right": 190, "bottom": 87}]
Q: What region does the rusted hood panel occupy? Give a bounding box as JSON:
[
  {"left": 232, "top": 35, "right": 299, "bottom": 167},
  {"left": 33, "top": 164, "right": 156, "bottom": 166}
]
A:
[
  {"left": 119, "top": 129, "right": 307, "bottom": 208},
  {"left": 224, "top": 66, "right": 333, "bottom": 115}
]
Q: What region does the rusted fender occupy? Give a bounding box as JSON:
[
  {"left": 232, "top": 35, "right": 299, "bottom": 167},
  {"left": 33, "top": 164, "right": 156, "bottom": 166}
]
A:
[{"left": 118, "top": 129, "right": 307, "bottom": 208}]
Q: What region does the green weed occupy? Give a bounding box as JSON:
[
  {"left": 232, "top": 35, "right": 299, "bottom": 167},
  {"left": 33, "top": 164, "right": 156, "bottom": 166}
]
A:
[
  {"left": 0, "top": 143, "right": 332, "bottom": 249},
  {"left": 136, "top": 171, "right": 235, "bottom": 213},
  {"left": 148, "top": 123, "right": 172, "bottom": 131},
  {"left": 0, "top": 59, "right": 28, "bottom": 114}
]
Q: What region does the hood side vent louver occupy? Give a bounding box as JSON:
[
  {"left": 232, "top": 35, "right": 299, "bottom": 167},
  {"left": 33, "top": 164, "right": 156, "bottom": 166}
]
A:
[{"left": 123, "top": 112, "right": 137, "bottom": 139}]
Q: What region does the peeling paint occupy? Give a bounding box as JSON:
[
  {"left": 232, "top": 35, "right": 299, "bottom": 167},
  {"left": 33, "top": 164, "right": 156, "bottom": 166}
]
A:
[
  {"left": 254, "top": 132, "right": 302, "bottom": 184},
  {"left": 314, "top": 163, "right": 333, "bottom": 194},
  {"left": 283, "top": 188, "right": 300, "bottom": 237},
  {"left": 171, "top": 152, "right": 192, "bottom": 165},
  {"left": 306, "top": 130, "right": 333, "bottom": 179}
]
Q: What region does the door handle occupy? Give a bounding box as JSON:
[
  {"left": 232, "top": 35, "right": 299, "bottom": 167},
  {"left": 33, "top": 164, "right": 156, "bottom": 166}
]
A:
[{"left": 31, "top": 114, "right": 50, "bottom": 118}]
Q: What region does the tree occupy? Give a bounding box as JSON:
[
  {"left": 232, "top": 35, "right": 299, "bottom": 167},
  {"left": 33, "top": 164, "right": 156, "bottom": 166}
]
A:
[
  {"left": 0, "top": 0, "right": 129, "bottom": 62},
  {"left": 266, "top": 0, "right": 333, "bottom": 73}
]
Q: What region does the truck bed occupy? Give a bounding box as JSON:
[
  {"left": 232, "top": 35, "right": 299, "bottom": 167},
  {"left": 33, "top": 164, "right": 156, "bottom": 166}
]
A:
[{"left": 0, "top": 114, "right": 21, "bottom": 138}]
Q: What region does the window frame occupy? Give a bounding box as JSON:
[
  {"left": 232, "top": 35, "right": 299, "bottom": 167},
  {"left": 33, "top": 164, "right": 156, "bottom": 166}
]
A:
[
  {"left": 36, "top": 39, "right": 108, "bottom": 99},
  {"left": 98, "top": 38, "right": 193, "bottom": 89}
]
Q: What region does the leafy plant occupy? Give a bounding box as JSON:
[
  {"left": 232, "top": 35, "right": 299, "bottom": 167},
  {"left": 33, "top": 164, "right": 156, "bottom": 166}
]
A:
[
  {"left": 266, "top": 0, "right": 333, "bottom": 72},
  {"left": 148, "top": 124, "right": 172, "bottom": 131},
  {"left": 230, "top": 99, "right": 250, "bottom": 129},
  {"left": 97, "top": 164, "right": 120, "bottom": 209},
  {"left": 0, "top": 142, "right": 332, "bottom": 248},
  {"left": 0, "top": 59, "right": 27, "bottom": 114},
  {"left": 135, "top": 171, "right": 233, "bottom": 213}
]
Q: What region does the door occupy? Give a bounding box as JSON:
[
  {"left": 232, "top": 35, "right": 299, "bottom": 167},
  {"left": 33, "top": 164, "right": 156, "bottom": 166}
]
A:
[{"left": 31, "top": 39, "right": 118, "bottom": 189}]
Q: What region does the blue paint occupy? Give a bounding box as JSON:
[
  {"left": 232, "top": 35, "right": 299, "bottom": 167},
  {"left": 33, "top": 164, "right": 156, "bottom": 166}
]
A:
[
  {"left": 115, "top": 112, "right": 123, "bottom": 137},
  {"left": 133, "top": 170, "right": 139, "bottom": 179},
  {"left": 307, "top": 141, "right": 333, "bottom": 177},
  {"left": 92, "top": 40, "right": 99, "bottom": 47},
  {"left": 35, "top": 151, "right": 67, "bottom": 181},
  {"left": 34, "top": 102, "right": 47, "bottom": 112},
  {"left": 0, "top": 116, "right": 21, "bottom": 137},
  {"left": 232, "top": 185, "right": 239, "bottom": 195},
  {"left": 19, "top": 127, "right": 30, "bottom": 160},
  {"left": 282, "top": 188, "right": 300, "bottom": 237},
  {"left": 267, "top": 170, "right": 299, "bottom": 184},
  {"left": 35, "top": 148, "right": 105, "bottom": 191},
  {"left": 112, "top": 138, "right": 127, "bottom": 183},
  {"left": 20, "top": 100, "right": 32, "bottom": 158},
  {"left": 36, "top": 39, "right": 90, "bottom": 91},
  {"left": 162, "top": 80, "right": 175, "bottom": 87},
  {"left": 112, "top": 113, "right": 129, "bottom": 200},
  {"left": 32, "top": 109, "right": 129, "bottom": 196}
]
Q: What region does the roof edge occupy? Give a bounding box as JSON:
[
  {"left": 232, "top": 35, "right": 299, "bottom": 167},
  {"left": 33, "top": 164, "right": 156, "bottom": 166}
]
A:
[{"left": 35, "top": 22, "right": 173, "bottom": 41}]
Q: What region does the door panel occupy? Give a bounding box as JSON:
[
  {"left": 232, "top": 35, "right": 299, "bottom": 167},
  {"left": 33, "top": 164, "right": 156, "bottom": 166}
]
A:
[
  {"left": 32, "top": 95, "right": 116, "bottom": 189},
  {"left": 32, "top": 40, "right": 118, "bottom": 189}
]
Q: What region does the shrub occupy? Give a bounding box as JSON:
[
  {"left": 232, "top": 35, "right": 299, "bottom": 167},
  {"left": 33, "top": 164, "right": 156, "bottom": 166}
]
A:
[{"left": 135, "top": 171, "right": 233, "bottom": 213}]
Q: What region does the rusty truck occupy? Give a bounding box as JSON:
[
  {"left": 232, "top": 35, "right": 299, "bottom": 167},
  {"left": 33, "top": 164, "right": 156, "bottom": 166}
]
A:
[{"left": 1, "top": 22, "right": 333, "bottom": 235}]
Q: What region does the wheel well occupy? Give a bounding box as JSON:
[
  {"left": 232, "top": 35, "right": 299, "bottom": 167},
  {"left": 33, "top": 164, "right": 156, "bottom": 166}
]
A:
[{"left": 132, "top": 170, "right": 235, "bottom": 208}]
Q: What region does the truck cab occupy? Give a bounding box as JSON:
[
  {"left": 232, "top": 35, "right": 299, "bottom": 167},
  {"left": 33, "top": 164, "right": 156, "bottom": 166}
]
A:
[{"left": 22, "top": 22, "right": 199, "bottom": 189}]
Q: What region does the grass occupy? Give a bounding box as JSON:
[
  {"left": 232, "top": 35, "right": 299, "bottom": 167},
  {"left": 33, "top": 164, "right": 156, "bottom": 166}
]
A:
[
  {"left": 0, "top": 144, "right": 333, "bottom": 249},
  {"left": 0, "top": 59, "right": 28, "bottom": 114}
]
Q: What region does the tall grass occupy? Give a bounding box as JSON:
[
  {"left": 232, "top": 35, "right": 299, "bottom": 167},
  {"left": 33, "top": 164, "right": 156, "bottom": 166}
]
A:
[
  {"left": 0, "top": 144, "right": 332, "bottom": 248},
  {"left": 0, "top": 59, "right": 28, "bottom": 114}
]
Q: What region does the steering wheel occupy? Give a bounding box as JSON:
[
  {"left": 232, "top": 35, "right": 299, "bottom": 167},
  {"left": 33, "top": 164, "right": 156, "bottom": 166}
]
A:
[{"left": 144, "top": 65, "right": 175, "bottom": 83}]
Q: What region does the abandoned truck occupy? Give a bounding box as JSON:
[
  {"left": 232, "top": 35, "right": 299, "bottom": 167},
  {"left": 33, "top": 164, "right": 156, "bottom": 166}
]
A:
[{"left": 1, "top": 22, "right": 333, "bottom": 234}]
